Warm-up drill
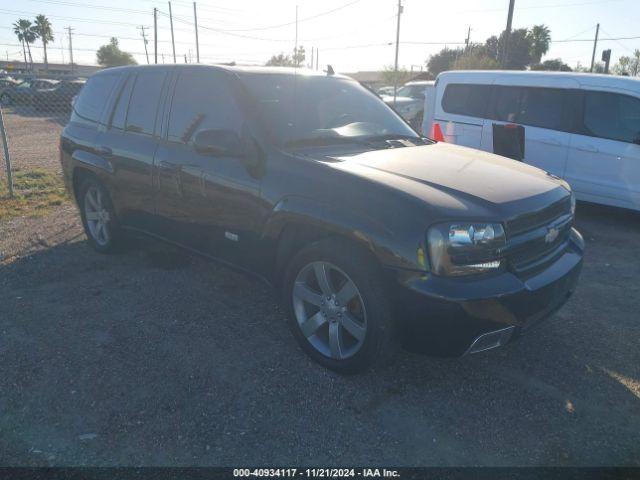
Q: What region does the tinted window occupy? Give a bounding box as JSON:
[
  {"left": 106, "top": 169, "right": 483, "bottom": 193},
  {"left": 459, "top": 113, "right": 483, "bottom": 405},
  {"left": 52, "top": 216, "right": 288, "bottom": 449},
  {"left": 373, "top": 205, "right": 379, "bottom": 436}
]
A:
[
  {"left": 239, "top": 74, "right": 417, "bottom": 146},
  {"left": 168, "top": 71, "right": 243, "bottom": 144},
  {"left": 110, "top": 75, "right": 134, "bottom": 131},
  {"left": 72, "top": 73, "right": 119, "bottom": 124},
  {"left": 493, "top": 86, "right": 567, "bottom": 131},
  {"left": 125, "top": 71, "right": 167, "bottom": 135},
  {"left": 583, "top": 91, "right": 640, "bottom": 144},
  {"left": 441, "top": 84, "right": 491, "bottom": 118}
]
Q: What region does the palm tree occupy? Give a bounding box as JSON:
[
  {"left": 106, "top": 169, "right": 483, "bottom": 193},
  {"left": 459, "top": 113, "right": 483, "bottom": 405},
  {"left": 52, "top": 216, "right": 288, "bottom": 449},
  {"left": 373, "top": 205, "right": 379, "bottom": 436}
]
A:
[
  {"left": 12, "top": 20, "right": 29, "bottom": 66},
  {"left": 33, "top": 15, "right": 54, "bottom": 72},
  {"left": 13, "top": 19, "right": 36, "bottom": 69},
  {"left": 529, "top": 25, "right": 551, "bottom": 65}
]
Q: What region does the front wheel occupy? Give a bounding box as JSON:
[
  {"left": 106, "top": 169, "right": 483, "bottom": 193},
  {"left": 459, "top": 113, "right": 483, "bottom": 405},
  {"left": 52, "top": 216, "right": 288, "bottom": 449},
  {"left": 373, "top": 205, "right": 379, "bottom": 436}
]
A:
[{"left": 283, "top": 238, "right": 397, "bottom": 373}]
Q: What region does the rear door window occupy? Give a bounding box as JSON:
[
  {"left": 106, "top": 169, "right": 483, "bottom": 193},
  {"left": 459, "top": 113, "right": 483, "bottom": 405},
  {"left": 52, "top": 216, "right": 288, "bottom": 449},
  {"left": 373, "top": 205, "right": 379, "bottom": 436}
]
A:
[
  {"left": 441, "top": 84, "right": 491, "bottom": 118},
  {"left": 110, "top": 75, "right": 134, "bottom": 131},
  {"left": 582, "top": 91, "right": 640, "bottom": 144},
  {"left": 125, "top": 71, "right": 167, "bottom": 135},
  {"left": 72, "top": 73, "right": 120, "bottom": 125},
  {"left": 493, "top": 86, "right": 569, "bottom": 131},
  {"left": 167, "top": 70, "right": 243, "bottom": 144}
]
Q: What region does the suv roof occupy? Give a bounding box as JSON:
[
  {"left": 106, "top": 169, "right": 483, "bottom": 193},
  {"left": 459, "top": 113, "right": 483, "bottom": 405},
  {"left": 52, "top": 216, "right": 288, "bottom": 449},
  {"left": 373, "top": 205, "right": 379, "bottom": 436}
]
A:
[{"left": 93, "top": 64, "right": 353, "bottom": 81}]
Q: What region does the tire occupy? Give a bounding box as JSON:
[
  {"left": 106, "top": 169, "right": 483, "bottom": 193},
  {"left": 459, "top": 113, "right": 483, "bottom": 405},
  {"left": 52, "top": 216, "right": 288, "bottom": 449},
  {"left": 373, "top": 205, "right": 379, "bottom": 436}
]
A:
[
  {"left": 0, "top": 93, "right": 12, "bottom": 106},
  {"left": 283, "top": 237, "right": 398, "bottom": 373},
  {"left": 78, "top": 176, "right": 122, "bottom": 253}
]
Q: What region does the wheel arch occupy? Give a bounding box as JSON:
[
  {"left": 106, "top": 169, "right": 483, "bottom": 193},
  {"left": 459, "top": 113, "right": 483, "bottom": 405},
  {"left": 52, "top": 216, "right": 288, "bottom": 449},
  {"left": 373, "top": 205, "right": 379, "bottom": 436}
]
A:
[{"left": 264, "top": 196, "right": 399, "bottom": 286}]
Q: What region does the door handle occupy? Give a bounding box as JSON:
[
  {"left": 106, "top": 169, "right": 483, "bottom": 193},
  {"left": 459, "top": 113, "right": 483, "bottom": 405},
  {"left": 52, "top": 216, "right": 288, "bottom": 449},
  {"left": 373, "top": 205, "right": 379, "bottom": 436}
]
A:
[
  {"left": 158, "top": 160, "right": 181, "bottom": 172},
  {"left": 96, "top": 146, "right": 112, "bottom": 157},
  {"left": 577, "top": 144, "right": 599, "bottom": 153},
  {"left": 541, "top": 138, "right": 562, "bottom": 146}
]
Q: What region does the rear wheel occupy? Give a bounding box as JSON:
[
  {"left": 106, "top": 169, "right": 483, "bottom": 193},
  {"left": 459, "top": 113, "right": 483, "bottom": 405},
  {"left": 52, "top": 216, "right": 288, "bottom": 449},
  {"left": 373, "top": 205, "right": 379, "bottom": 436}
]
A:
[
  {"left": 78, "top": 177, "right": 121, "bottom": 253},
  {"left": 0, "top": 93, "right": 12, "bottom": 106},
  {"left": 283, "top": 238, "right": 397, "bottom": 373}
]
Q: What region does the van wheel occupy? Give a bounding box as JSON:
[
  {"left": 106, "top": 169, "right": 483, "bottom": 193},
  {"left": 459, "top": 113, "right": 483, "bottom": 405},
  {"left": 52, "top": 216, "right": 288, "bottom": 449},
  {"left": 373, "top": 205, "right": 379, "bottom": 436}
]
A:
[
  {"left": 78, "top": 177, "right": 121, "bottom": 253},
  {"left": 283, "top": 238, "right": 397, "bottom": 373}
]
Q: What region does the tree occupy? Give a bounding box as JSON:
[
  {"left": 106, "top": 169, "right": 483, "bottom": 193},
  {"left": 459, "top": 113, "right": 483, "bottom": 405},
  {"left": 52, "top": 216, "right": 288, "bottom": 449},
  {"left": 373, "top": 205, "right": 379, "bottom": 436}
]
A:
[
  {"left": 96, "top": 38, "right": 137, "bottom": 67},
  {"left": 265, "top": 53, "right": 294, "bottom": 67},
  {"left": 531, "top": 58, "right": 572, "bottom": 71},
  {"left": 528, "top": 25, "right": 551, "bottom": 65},
  {"left": 266, "top": 46, "right": 306, "bottom": 67},
  {"left": 13, "top": 19, "right": 36, "bottom": 67},
  {"left": 575, "top": 61, "right": 605, "bottom": 73},
  {"left": 33, "top": 15, "right": 54, "bottom": 71},
  {"left": 293, "top": 46, "right": 305, "bottom": 67},
  {"left": 500, "top": 28, "right": 533, "bottom": 69},
  {"left": 381, "top": 65, "right": 412, "bottom": 86},
  {"left": 612, "top": 49, "right": 640, "bottom": 76},
  {"left": 427, "top": 47, "right": 462, "bottom": 76},
  {"left": 453, "top": 53, "right": 500, "bottom": 70}
]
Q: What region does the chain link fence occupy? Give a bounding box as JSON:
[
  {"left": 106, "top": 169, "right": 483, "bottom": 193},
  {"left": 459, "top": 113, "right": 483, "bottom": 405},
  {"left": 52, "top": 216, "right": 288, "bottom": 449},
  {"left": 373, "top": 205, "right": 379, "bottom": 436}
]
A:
[{"left": 0, "top": 73, "right": 80, "bottom": 219}]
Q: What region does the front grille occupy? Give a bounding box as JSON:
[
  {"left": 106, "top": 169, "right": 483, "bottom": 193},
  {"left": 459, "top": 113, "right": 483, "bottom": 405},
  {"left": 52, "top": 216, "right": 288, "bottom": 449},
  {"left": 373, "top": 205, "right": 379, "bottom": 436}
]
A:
[
  {"left": 506, "top": 196, "right": 572, "bottom": 236},
  {"left": 505, "top": 197, "right": 573, "bottom": 275}
]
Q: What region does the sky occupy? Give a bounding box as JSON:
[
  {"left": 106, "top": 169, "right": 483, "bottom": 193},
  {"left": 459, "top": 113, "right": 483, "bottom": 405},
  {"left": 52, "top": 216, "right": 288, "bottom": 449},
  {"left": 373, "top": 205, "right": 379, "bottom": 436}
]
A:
[{"left": 1, "top": 0, "right": 639, "bottom": 73}]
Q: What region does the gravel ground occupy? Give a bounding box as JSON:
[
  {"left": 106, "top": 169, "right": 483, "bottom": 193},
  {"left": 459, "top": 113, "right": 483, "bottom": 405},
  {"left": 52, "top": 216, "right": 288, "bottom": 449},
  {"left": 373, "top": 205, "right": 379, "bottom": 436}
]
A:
[
  {"left": 0, "top": 108, "right": 67, "bottom": 177},
  {"left": 1, "top": 196, "right": 639, "bottom": 466}
]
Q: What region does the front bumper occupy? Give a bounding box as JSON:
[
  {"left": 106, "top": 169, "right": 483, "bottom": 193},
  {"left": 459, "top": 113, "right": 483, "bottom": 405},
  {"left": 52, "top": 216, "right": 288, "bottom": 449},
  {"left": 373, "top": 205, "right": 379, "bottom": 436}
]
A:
[{"left": 392, "top": 228, "right": 584, "bottom": 356}]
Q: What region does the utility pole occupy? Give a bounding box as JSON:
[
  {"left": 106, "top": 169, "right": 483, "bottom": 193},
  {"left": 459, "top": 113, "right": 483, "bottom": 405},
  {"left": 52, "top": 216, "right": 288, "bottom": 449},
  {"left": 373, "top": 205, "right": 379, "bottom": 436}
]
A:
[
  {"left": 168, "top": 1, "right": 177, "bottom": 63},
  {"left": 66, "top": 26, "right": 74, "bottom": 74},
  {"left": 501, "top": 0, "right": 515, "bottom": 68},
  {"left": 193, "top": 2, "right": 200, "bottom": 63},
  {"left": 310, "top": 46, "right": 314, "bottom": 69},
  {"left": 590, "top": 23, "right": 600, "bottom": 72},
  {"left": 315, "top": 48, "right": 319, "bottom": 70},
  {"left": 153, "top": 7, "right": 158, "bottom": 64},
  {"left": 465, "top": 26, "right": 472, "bottom": 50},
  {"left": 392, "top": 0, "right": 403, "bottom": 106},
  {"left": 294, "top": 5, "right": 299, "bottom": 67},
  {"left": 138, "top": 25, "right": 150, "bottom": 64}
]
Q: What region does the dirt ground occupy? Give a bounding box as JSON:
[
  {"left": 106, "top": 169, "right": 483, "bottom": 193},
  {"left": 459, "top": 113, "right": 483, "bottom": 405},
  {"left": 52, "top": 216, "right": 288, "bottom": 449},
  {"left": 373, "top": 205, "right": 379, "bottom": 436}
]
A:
[{"left": 0, "top": 198, "right": 639, "bottom": 466}]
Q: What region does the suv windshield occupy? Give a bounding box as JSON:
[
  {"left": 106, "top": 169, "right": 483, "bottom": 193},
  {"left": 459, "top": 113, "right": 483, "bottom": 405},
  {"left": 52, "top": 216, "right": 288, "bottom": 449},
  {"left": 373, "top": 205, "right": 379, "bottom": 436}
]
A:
[{"left": 238, "top": 73, "right": 419, "bottom": 147}]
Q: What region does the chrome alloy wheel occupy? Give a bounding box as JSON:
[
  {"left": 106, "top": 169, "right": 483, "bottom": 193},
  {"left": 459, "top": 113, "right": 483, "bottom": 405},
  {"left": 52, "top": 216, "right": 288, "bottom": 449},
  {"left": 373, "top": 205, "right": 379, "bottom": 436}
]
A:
[
  {"left": 83, "top": 185, "right": 111, "bottom": 247},
  {"left": 292, "top": 261, "right": 367, "bottom": 360}
]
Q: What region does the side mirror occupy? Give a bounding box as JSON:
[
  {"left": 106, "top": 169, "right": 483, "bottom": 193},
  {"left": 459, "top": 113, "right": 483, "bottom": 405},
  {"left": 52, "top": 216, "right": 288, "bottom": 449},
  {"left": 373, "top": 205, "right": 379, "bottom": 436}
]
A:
[{"left": 193, "top": 129, "right": 244, "bottom": 157}]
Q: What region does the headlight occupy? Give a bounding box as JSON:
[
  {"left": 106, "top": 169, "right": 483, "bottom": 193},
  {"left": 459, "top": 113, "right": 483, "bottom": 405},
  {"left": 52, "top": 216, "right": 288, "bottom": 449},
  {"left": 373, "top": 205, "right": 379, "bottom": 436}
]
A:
[
  {"left": 570, "top": 191, "right": 576, "bottom": 216},
  {"left": 427, "top": 222, "right": 506, "bottom": 276}
]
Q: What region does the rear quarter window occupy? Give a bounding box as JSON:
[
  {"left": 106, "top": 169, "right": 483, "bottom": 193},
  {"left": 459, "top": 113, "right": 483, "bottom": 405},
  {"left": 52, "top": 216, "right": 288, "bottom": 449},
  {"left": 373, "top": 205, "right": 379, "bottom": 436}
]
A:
[
  {"left": 441, "top": 83, "right": 491, "bottom": 118},
  {"left": 72, "top": 73, "right": 120, "bottom": 125}
]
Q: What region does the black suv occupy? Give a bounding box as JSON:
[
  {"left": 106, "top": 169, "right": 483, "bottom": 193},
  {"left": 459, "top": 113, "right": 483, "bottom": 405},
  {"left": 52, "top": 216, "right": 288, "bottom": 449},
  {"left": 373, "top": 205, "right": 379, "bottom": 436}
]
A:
[{"left": 60, "top": 65, "right": 584, "bottom": 372}]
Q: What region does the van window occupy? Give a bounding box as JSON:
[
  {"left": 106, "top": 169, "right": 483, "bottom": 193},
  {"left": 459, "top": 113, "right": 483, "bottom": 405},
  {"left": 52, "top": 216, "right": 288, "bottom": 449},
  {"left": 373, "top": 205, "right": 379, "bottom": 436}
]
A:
[
  {"left": 493, "top": 86, "right": 567, "bottom": 131},
  {"left": 72, "top": 73, "right": 119, "bottom": 124},
  {"left": 125, "top": 71, "right": 167, "bottom": 135},
  {"left": 441, "top": 84, "right": 491, "bottom": 118},
  {"left": 110, "top": 75, "right": 134, "bottom": 131},
  {"left": 583, "top": 91, "right": 640, "bottom": 144},
  {"left": 168, "top": 71, "right": 243, "bottom": 144}
]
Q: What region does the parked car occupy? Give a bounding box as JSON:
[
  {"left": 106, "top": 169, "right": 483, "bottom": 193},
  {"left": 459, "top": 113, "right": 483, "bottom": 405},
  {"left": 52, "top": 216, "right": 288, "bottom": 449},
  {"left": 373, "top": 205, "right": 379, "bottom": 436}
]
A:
[
  {"left": 0, "top": 78, "right": 59, "bottom": 106},
  {"left": 60, "top": 65, "right": 584, "bottom": 373},
  {"left": 423, "top": 70, "right": 640, "bottom": 211},
  {"left": 33, "top": 79, "right": 85, "bottom": 112},
  {"left": 381, "top": 80, "right": 434, "bottom": 131},
  {"left": 0, "top": 77, "right": 19, "bottom": 90}
]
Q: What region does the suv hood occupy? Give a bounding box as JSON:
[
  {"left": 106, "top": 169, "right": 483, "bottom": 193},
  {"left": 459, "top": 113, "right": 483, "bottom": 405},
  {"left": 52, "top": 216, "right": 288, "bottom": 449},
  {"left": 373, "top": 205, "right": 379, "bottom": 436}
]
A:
[{"left": 326, "top": 142, "right": 569, "bottom": 215}]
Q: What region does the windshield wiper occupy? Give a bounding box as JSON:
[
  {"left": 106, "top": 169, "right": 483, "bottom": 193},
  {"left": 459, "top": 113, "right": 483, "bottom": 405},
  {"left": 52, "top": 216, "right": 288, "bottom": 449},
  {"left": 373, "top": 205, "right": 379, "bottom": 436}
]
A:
[
  {"left": 283, "top": 136, "right": 374, "bottom": 148},
  {"left": 360, "top": 134, "right": 426, "bottom": 144}
]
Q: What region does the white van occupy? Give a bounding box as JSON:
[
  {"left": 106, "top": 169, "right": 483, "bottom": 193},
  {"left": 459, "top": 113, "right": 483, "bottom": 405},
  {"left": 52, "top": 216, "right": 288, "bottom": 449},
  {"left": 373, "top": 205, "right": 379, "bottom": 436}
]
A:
[{"left": 422, "top": 71, "right": 640, "bottom": 211}]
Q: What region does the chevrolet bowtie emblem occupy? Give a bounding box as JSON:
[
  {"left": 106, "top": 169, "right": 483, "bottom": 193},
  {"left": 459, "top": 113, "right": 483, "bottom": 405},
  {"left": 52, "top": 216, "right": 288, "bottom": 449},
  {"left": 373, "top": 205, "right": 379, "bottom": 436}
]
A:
[{"left": 545, "top": 227, "right": 560, "bottom": 244}]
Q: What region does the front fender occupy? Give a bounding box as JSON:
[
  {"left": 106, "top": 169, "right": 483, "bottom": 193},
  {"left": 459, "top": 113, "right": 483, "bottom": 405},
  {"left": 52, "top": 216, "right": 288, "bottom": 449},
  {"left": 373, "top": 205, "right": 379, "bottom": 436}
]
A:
[{"left": 261, "top": 195, "right": 424, "bottom": 272}]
